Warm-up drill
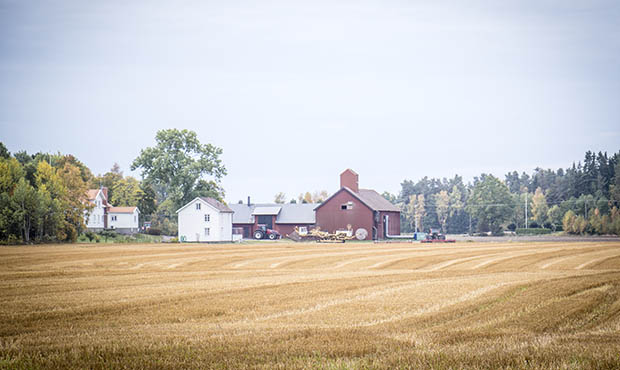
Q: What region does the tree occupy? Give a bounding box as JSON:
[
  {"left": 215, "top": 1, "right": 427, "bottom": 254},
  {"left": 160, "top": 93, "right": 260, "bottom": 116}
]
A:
[
  {"left": 299, "top": 192, "right": 312, "bottom": 204},
  {"left": 138, "top": 182, "right": 157, "bottom": 217},
  {"left": 92, "top": 163, "right": 123, "bottom": 200},
  {"left": 131, "top": 129, "right": 227, "bottom": 212},
  {"left": 530, "top": 187, "right": 549, "bottom": 226},
  {"left": 562, "top": 210, "right": 577, "bottom": 233},
  {"left": 434, "top": 190, "right": 450, "bottom": 233},
  {"left": 57, "top": 161, "right": 89, "bottom": 241},
  {"left": 110, "top": 177, "right": 143, "bottom": 207},
  {"left": 404, "top": 194, "right": 425, "bottom": 232},
  {"left": 0, "top": 142, "right": 9, "bottom": 159},
  {"left": 274, "top": 192, "right": 286, "bottom": 204},
  {"left": 547, "top": 205, "right": 563, "bottom": 229},
  {"left": 11, "top": 178, "right": 37, "bottom": 242},
  {"left": 466, "top": 175, "right": 514, "bottom": 235},
  {"left": 312, "top": 190, "right": 329, "bottom": 203}
]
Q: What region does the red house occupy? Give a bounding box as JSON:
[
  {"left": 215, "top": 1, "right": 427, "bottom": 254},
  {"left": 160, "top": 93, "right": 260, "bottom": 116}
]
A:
[{"left": 315, "top": 169, "right": 400, "bottom": 240}]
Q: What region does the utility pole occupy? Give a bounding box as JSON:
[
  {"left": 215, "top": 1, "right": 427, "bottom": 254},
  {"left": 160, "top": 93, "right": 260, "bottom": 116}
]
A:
[{"left": 524, "top": 193, "right": 528, "bottom": 229}]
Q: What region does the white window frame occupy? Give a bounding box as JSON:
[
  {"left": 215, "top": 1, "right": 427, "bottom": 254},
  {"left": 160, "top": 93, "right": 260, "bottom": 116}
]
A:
[
  {"left": 205, "top": 227, "right": 210, "bottom": 236},
  {"left": 196, "top": 203, "right": 201, "bottom": 210},
  {"left": 205, "top": 214, "right": 210, "bottom": 222}
]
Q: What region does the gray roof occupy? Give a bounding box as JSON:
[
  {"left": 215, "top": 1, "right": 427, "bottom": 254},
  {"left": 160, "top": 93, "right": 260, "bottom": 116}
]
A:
[
  {"left": 199, "top": 197, "right": 234, "bottom": 213},
  {"left": 357, "top": 189, "right": 401, "bottom": 212},
  {"left": 228, "top": 204, "right": 254, "bottom": 223},
  {"left": 229, "top": 203, "right": 317, "bottom": 224},
  {"left": 277, "top": 203, "right": 317, "bottom": 224},
  {"left": 252, "top": 206, "right": 282, "bottom": 216}
]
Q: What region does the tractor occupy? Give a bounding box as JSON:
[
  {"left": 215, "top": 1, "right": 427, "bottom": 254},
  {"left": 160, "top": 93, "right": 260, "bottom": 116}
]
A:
[
  {"left": 421, "top": 228, "right": 455, "bottom": 243},
  {"left": 253, "top": 225, "right": 281, "bottom": 240}
]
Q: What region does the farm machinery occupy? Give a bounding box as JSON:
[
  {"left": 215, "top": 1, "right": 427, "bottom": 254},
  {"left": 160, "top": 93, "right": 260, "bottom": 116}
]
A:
[
  {"left": 420, "top": 228, "right": 455, "bottom": 243},
  {"left": 288, "top": 226, "right": 355, "bottom": 243},
  {"left": 253, "top": 225, "right": 281, "bottom": 240}
]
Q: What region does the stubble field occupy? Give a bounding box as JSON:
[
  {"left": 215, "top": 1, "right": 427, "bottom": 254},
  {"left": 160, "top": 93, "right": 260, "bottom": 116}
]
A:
[{"left": 1, "top": 240, "right": 620, "bottom": 369}]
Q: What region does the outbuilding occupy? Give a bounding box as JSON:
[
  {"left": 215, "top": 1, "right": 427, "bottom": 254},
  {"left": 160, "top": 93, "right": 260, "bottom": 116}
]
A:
[
  {"left": 229, "top": 202, "right": 316, "bottom": 239},
  {"left": 315, "top": 169, "right": 400, "bottom": 240},
  {"left": 176, "top": 197, "right": 234, "bottom": 242}
]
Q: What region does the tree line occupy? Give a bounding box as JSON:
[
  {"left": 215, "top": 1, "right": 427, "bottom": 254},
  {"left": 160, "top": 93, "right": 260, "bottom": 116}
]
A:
[
  {"left": 387, "top": 150, "right": 620, "bottom": 236},
  {"left": 0, "top": 129, "right": 226, "bottom": 243}
]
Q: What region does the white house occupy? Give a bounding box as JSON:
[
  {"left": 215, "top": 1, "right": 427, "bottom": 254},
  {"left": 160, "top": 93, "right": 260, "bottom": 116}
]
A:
[
  {"left": 108, "top": 207, "right": 140, "bottom": 234},
  {"left": 84, "top": 188, "right": 111, "bottom": 231},
  {"left": 177, "top": 197, "right": 233, "bottom": 242},
  {"left": 84, "top": 187, "right": 140, "bottom": 234}
]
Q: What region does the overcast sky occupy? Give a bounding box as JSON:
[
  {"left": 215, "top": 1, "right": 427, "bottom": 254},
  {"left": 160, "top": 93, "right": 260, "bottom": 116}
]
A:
[{"left": 1, "top": 0, "right": 619, "bottom": 204}]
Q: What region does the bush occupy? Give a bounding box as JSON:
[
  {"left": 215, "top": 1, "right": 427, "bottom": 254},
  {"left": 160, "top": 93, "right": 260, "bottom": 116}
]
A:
[
  {"left": 507, "top": 223, "right": 517, "bottom": 232},
  {"left": 515, "top": 228, "right": 552, "bottom": 235},
  {"left": 529, "top": 221, "right": 539, "bottom": 229},
  {"left": 543, "top": 222, "right": 553, "bottom": 229},
  {"left": 169, "top": 237, "right": 179, "bottom": 243},
  {"left": 147, "top": 228, "right": 162, "bottom": 236},
  {"left": 84, "top": 231, "right": 96, "bottom": 241}
]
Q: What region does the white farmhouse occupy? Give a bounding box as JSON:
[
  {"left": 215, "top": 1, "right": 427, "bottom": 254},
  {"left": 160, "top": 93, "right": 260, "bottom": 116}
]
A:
[
  {"left": 177, "top": 197, "right": 233, "bottom": 242},
  {"left": 84, "top": 187, "right": 140, "bottom": 234},
  {"left": 84, "top": 188, "right": 111, "bottom": 231},
  {"left": 108, "top": 207, "right": 140, "bottom": 234}
]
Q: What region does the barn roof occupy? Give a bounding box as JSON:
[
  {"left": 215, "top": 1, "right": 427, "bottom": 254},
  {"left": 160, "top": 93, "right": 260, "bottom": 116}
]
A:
[
  {"left": 357, "top": 189, "right": 401, "bottom": 212},
  {"left": 277, "top": 203, "right": 317, "bottom": 224},
  {"left": 315, "top": 187, "right": 400, "bottom": 212},
  {"left": 229, "top": 203, "right": 316, "bottom": 224},
  {"left": 252, "top": 206, "right": 281, "bottom": 216}
]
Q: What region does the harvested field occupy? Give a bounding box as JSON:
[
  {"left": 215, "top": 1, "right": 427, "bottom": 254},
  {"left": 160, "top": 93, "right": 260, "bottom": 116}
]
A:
[{"left": 1, "top": 241, "right": 620, "bottom": 369}]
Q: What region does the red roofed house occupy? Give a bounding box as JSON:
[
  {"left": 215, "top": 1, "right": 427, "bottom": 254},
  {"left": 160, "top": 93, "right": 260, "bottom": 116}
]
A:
[
  {"left": 84, "top": 187, "right": 140, "bottom": 234},
  {"left": 315, "top": 169, "right": 400, "bottom": 240}
]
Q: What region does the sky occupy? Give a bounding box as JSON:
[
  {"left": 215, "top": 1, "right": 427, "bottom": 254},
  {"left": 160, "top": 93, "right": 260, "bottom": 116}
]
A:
[{"left": 1, "top": 0, "right": 619, "bottom": 204}]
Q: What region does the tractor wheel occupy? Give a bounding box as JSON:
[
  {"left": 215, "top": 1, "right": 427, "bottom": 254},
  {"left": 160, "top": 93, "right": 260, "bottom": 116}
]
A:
[
  {"left": 268, "top": 233, "right": 277, "bottom": 240},
  {"left": 253, "top": 230, "right": 264, "bottom": 239}
]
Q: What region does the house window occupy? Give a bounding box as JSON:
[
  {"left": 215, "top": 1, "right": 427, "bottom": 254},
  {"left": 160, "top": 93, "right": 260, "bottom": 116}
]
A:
[
  {"left": 205, "top": 214, "right": 210, "bottom": 222},
  {"left": 205, "top": 227, "right": 210, "bottom": 236},
  {"left": 111, "top": 215, "right": 117, "bottom": 221},
  {"left": 134, "top": 216, "right": 136, "bottom": 222},
  {"left": 196, "top": 203, "right": 201, "bottom": 210},
  {"left": 341, "top": 201, "right": 353, "bottom": 210}
]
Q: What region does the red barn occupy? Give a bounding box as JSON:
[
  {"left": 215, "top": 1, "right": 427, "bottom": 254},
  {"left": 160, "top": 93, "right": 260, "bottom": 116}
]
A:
[{"left": 315, "top": 169, "right": 400, "bottom": 240}]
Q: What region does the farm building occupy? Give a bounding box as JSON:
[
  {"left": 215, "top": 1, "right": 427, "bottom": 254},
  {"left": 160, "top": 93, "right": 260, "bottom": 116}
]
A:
[
  {"left": 315, "top": 169, "right": 400, "bottom": 240},
  {"left": 229, "top": 201, "right": 317, "bottom": 239},
  {"left": 176, "top": 197, "right": 234, "bottom": 242},
  {"left": 85, "top": 187, "right": 140, "bottom": 234},
  {"left": 108, "top": 207, "right": 140, "bottom": 234},
  {"left": 84, "top": 188, "right": 111, "bottom": 231}
]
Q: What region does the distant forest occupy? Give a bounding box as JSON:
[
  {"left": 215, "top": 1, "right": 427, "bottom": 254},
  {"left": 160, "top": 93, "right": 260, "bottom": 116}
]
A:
[{"left": 384, "top": 150, "right": 620, "bottom": 236}]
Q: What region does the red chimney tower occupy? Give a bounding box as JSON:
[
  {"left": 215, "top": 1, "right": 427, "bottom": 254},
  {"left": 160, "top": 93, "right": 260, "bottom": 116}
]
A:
[{"left": 340, "top": 169, "right": 359, "bottom": 193}]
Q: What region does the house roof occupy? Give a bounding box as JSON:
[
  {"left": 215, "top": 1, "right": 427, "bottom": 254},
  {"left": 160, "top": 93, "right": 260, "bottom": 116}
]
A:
[
  {"left": 252, "top": 206, "right": 282, "bottom": 216},
  {"left": 315, "top": 187, "right": 400, "bottom": 212},
  {"left": 86, "top": 189, "right": 99, "bottom": 200},
  {"left": 175, "top": 197, "right": 233, "bottom": 213},
  {"left": 199, "top": 197, "right": 234, "bottom": 213},
  {"left": 109, "top": 206, "right": 139, "bottom": 214},
  {"left": 229, "top": 203, "right": 316, "bottom": 224}
]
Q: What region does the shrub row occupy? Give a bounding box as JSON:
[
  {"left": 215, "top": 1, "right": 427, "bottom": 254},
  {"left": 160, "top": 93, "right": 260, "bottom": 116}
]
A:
[{"left": 515, "top": 228, "right": 552, "bottom": 235}]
